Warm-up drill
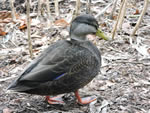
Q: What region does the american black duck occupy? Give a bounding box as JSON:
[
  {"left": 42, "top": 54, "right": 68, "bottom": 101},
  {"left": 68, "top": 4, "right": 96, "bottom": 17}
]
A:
[{"left": 8, "top": 14, "right": 108, "bottom": 104}]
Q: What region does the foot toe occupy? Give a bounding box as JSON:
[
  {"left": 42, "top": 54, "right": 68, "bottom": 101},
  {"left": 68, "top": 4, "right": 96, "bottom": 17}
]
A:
[
  {"left": 78, "top": 95, "right": 97, "bottom": 104},
  {"left": 46, "top": 96, "right": 65, "bottom": 104}
]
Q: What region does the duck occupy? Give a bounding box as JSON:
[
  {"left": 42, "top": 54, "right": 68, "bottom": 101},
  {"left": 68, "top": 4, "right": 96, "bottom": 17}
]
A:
[{"left": 8, "top": 14, "right": 108, "bottom": 104}]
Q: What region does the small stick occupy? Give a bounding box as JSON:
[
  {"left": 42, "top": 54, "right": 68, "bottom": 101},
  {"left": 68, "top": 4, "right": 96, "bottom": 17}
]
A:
[
  {"left": 110, "top": 0, "right": 118, "bottom": 19},
  {"left": 111, "top": 0, "right": 125, "bottom": 39},
  {"left": 27, "top": 0, "right": 33, "bottom": 59},
  {"left": 118, "top": 0, "right": 127, "bottom": 29},
  {"left": 46, "top": 0, "right": 51, "bottom": 16},
  {"left": 9, "top": 0, "right": 16, "bottom": 21},
  {"left": 54, "top": 0, "right": 59, "bottom": 16},
  {"left": 46, "top": 0, "right": 51, "bottom": 26},
  {"left": 38, "top": 0, "right": 41, "bottom": 18},
  {"left": 131, "top": 0, "right": 149, "bottom": 37},
  {"left": 75, "top": 0, "right": 80, "bottom": 16},
  {"left": 86, "top": 0, "right": 91, "bottom": 14}
]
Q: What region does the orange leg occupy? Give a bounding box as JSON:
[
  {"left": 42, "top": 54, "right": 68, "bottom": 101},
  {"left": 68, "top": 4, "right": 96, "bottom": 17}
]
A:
[
  {"left": 75, "top": 90, "right": 97, "bottom": 104},
  {"left": 46, "top": 96, "right": 64, "bottom": 104}
]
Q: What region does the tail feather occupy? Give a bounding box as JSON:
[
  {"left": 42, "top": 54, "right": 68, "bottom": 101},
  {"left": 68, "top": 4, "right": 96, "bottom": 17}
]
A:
[{"left": 7, "top": 80, "right": 37, "bottom": 92}]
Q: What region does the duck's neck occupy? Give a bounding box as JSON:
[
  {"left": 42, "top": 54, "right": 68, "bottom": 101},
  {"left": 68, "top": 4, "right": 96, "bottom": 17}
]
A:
[{"left": 70, "top": 34, "right": 87, "bottom": 42}]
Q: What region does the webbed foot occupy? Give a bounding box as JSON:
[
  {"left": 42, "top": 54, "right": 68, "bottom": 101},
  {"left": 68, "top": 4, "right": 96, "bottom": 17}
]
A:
[
  {"left": 75, "top": 90, "right": 97, "bottom": 104},
  {"left": 46, "top": 96, "right": 64, "bottom": 104}
]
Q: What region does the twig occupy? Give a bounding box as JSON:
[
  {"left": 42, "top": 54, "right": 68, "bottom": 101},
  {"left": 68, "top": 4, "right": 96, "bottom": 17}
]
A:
[
  {"left": 131, "top": 0, "right": 149, "bottom": 37},
  {"left": 118, "top": 0, "right": 127, "bottom": 29},
  {"left": 46, "top": 0, "right": 51, "bottom": 16},
  {"left": 75, "top": 0, "right": 80, "bottom": 17},
  {"left": 46, "top": 0, "right": 51, "bottom": 27},
  {"left": 95, "top": 2, "right": 113, "bottom": 18},
  {"left": 27, "top": 0, "right": 33, "bottom": 59},
  {"left": 86, "top": 0, "right": 91, "bottom": 14},
  {"left": 54, "top": 0, "right": 59, "bottom": 16},
  {"left": 9, "top": 0, "right": 16, "bottom": 21},
  {"left": 37, "top": 0, "right": 41, "bottom": 18},
  {"left": 109, "top": 0, "right": 118, "bottom": 19},
  {"left": 111, "top": 0, "right": 125, "bottom": 39},
  {"left": 72, "top": 0, "right": 80, "bottom": 20}
]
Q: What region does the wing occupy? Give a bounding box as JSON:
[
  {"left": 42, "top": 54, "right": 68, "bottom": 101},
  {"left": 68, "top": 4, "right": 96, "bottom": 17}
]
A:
[
  {"left": 20, "top": 45, "right": 94, "bottom": 82},
  {"left": 8, "top": 40, "right": 98, "bottom": 91},
  {"left": 8, "top": 40, "right": 71, "bottom": 90},
  {"left": 19, "top": 40, "right": 68, "bottom": 77}
]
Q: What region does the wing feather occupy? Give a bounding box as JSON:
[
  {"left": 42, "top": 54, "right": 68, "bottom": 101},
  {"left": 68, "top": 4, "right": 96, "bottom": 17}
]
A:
[{"left": 8, "top": 40, "right": 98, "bottom": 92}]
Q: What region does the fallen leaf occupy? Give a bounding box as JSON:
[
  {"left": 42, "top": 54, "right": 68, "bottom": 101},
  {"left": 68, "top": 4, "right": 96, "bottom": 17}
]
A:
[
  {"left": 100, "top": 22, "right": 107, "bottom": 27},
  {"left": 54, "top": 19, "right": 69, "bottom": 27},
  {"left": 0, "top": 18, "right": 12, "bottom": 23},
  {"left": 19, "top": 19, "right": 32, "bottom": 30},
  {"left": 112, "top": 15, "right": 117, "bottom": 20},
  {"left": 33, "top": 49, "right": 40, "bottom": 53},
  {"left": 15, "top": 13, "right": 20, "bottom": 19},
  {"left": 0, "top": 11, "right": 11, "bottom": 20},
  {"left": 0, "top": 28, "right": 7, "bottom": 36},
  {"left": 19, "top": 24, "right": 27, "bottom": 30},
  {"left": 134, "top": 9, "right": 140, "bottom": 15}
]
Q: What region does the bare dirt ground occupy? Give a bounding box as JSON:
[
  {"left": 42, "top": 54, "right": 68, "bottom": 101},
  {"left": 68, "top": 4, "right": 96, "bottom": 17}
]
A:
[{"left": 0, "top": 0, "right": 150, "bottom": 113}]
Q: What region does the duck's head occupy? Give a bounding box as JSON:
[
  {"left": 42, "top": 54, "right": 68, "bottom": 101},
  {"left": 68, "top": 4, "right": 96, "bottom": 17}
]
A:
[{"left": 70, "top": 14, "right": 108, "bottom": 41}]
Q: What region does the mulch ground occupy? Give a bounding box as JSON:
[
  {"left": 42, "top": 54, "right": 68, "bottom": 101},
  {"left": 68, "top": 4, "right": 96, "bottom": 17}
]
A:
[{"left": 0, "top": 0, "right": 150, "bottom": 113}]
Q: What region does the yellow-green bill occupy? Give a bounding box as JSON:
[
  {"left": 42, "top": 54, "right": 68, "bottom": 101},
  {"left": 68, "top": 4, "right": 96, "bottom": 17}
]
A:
[{"left": 96, "top": 29, "right": 109, "bottom": 41}]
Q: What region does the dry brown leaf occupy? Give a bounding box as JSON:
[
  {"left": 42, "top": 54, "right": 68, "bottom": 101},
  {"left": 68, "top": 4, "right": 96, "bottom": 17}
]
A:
[
  {"left": 0, "top": 18, "right": 12, "bottom": 23},
  {"left": 134, "top": 9, "right": 140, "bottom": 15},
  {"left": 0, "top": 11, "right": 11, "bottom": 20},
  {"left": 0, "top": 28, "right": 7, "bottom": 36},
  {"left": 15, "top": 13, "right": 20, "bottom": 19},
  {"left": 54, "top": 19, "right": 69, "bottom": 27},
  {"left": 100, "top": 22, "right": 107, "bottom": 27},
  {"left": 19, "top": 24, "right": 27, "bottom": 30},
  {"left": 33, "top": 49, "right": 40, "bottom": 53},
  {"left": 19, "top": 18, "right": 32, "bottom": 30},
  {"left": 112, "top": 15, "right": 117, "bottom": 20},
  {"left": 0, "top": 11, "right": 19, "bottom": 20}
]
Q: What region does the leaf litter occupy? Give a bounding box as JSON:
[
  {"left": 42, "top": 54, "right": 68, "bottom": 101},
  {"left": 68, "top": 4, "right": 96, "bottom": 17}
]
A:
[{"left": 0, "top": 0, "right": 150, "bottom": 113}]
